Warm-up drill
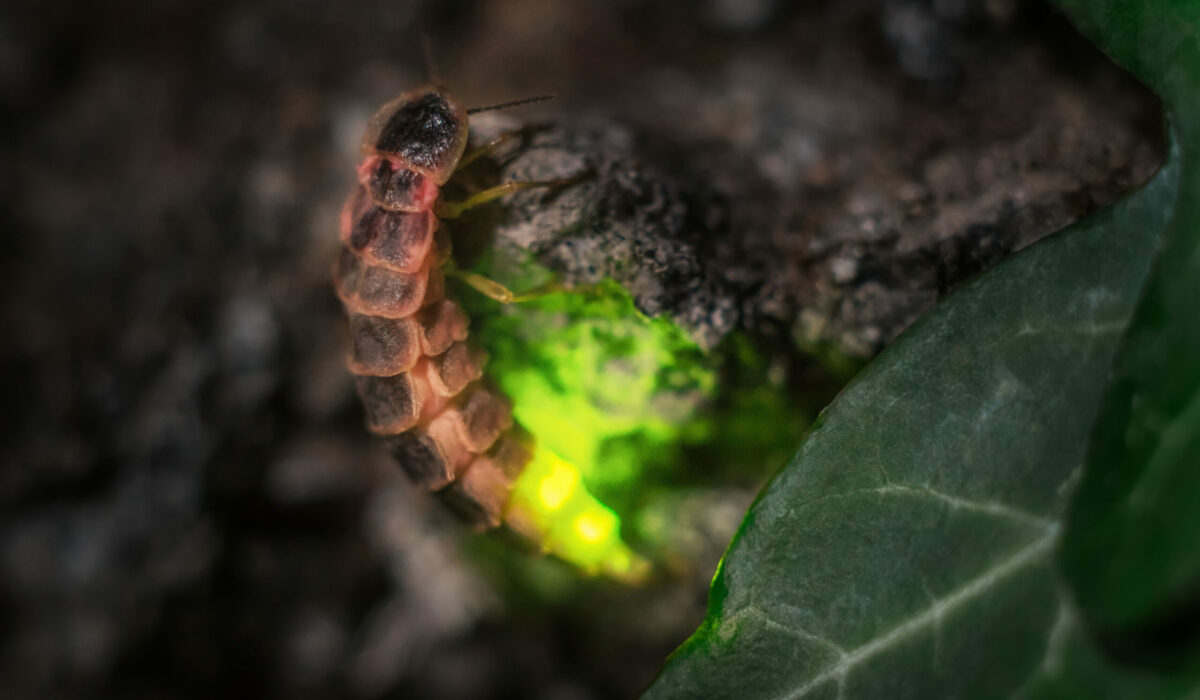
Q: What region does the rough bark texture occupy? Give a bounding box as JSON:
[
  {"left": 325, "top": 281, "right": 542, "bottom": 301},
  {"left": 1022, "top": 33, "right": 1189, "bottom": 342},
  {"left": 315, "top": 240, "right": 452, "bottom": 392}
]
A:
[{"left": 0, "top": 0, "right": 1163, "bottom": 698}]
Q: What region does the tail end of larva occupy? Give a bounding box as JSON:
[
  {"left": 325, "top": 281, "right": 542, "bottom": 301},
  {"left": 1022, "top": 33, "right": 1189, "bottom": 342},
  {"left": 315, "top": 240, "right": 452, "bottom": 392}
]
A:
[{"left": 504, "top": 445, "right": 650, "bottom": 583}]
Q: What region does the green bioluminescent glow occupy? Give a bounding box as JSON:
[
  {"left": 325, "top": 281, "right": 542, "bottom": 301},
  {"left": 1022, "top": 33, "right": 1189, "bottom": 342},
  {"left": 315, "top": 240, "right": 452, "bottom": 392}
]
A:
[
  {"left": 506, "top": 445, "right": 648, "bottom": 580},
  {"left": 456, "top": 248, "right": 814, "bottom": 580}
]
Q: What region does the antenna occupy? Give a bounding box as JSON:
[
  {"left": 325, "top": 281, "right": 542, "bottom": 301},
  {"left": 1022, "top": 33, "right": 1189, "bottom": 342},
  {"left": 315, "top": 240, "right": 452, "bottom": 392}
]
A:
[
  {"left": 467, "top": 94, "right": 557, "bottom": 115},
  {"left": 421, "top": 32, "right": 440, "bottom": 84}
]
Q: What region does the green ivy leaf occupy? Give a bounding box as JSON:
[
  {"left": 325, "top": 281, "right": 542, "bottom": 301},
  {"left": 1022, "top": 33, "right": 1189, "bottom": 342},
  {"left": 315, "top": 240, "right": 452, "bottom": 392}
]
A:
[
  {"left": 1053, "top": 0, "right": 1200, "bottom": 668},
  {"left": 642, "top": 119, "right": 1188, "bottom": 699}
]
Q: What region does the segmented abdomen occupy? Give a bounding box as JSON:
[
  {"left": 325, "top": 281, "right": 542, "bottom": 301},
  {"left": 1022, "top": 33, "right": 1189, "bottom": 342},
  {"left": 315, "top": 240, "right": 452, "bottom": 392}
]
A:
[{"left": 335, "top": 178, "right": 531, "bottom": 528}]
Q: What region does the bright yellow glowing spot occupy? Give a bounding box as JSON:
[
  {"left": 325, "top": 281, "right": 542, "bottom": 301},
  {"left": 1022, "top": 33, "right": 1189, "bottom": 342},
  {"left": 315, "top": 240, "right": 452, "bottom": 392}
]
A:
[
  {"left": 573, "top": 511, "right": 614, "bottom": 544},
  {"left": 507, "top": 444, "right": 649, "bottom": 582},
  {"left": 536, "top": 458, "right": 577, "bottom": 511}
]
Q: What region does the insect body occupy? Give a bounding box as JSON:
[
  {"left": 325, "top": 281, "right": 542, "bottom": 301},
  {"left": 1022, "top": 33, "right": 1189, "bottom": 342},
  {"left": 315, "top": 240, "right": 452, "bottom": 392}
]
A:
[
  {"left": 336, "top": 85, "right": 646, "bottom": 578},
  {"left": 336, "top": 85, "right": 528, "bottom": 528}
]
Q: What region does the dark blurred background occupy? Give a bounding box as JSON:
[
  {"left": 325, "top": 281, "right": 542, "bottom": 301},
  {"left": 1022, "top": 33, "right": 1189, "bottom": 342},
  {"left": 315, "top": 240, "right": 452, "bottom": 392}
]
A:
[{"left": 0, "top": 1, "right": 1163, "bottom": 698}]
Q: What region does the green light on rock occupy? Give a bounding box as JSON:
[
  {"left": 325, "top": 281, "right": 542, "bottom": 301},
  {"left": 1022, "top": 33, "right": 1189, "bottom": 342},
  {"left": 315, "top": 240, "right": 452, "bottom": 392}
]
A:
[
  {"left": 457, "top": 250, "right": 815, "bottom": 580},
  {"left": 465, "top": 278, "right": 712, "bottom": 507}
]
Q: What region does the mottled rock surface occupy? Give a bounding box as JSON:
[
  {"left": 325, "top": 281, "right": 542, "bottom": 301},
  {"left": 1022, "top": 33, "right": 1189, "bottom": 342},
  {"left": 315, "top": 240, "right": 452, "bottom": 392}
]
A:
[
  {"left": 468, "top": 120, "right": 737, "bottom": 349},
  {"left": 0, "top": 0, "right": 1163, "bottom": 698},
  {"left": 481, "top": 39, "right": 1160, "bottom": 356}
]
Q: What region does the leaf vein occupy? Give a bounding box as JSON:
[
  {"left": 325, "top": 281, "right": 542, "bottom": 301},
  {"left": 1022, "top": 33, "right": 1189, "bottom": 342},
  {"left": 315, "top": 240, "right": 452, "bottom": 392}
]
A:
[
  {"left": 780, "top": 530, "right": 1057, "bottom": 699},
  {"left": 728, "top": 605, "right": 849, "bottom": 659},
  {"left": 864, "top": 484, "right": 1055, "bottom": 531}
]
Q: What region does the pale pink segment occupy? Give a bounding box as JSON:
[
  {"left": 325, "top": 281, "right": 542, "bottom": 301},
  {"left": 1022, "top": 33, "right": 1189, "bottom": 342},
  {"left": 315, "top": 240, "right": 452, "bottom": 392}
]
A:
[
  {"left": 344, "top": 186, "right": 438, "bottom": 273},
  {"left": 488, "top": 433, "right": 534, "bottom": 480},
  {"left": 408, "top": 357, "right": 451, "bottom": 423},
  {"left": 354, "top": 265, "right": 429, "bottom": 318},
  {"left": 425, "top": 410, "right": 477, "bottom": 479},
  {"left": 387, "top": 431, "right": 455, "bottom": 488},
  {"left": 422, "top": 267, "right": 446, "bottom": 307},
  {"left": 455, "top": 456, "right": 513, "bottom": 527},
  {"left": 347, "top": 314, "right": 422, "bottom": 376},
  {"left": 425, "top": 342, "right": 485, "bottom": 398},
  {"left": 453, "top": 385, "right": 513, "bottom": 453},
  {"left": 415, "top": 300, "right": 470, "bottom": 356},
  {"left": 355, "top": 372, "right": 421, "bottom": 434}
]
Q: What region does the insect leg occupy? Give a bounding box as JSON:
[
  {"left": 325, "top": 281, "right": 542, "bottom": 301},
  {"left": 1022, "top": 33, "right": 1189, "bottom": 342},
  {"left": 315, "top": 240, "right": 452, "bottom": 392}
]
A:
[
  {"left": 435, "top": 168, "right": 591, "bottom": 220},
  {"left": 456, "top": 125, "right": 550, "bottom": 171},
  {"left": 449, "top": 266, "right": 563, "bottom": 303}
]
